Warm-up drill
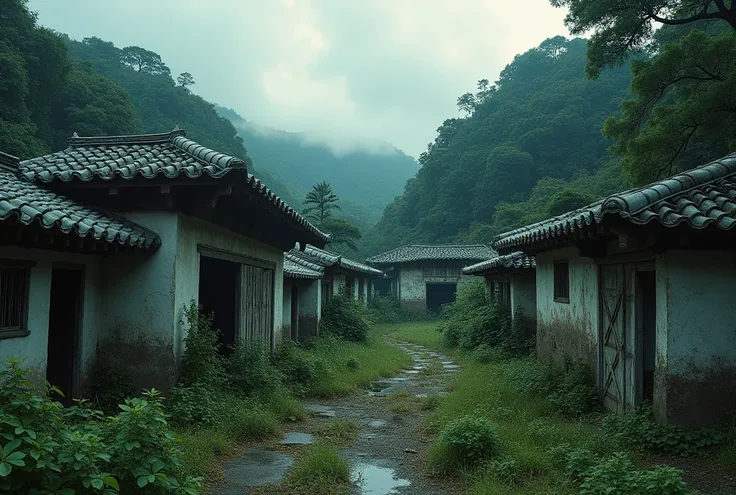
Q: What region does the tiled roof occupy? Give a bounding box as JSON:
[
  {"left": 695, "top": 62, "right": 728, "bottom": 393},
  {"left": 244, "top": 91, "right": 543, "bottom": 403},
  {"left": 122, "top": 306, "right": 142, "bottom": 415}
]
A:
[
  {"left": 0, "top": 152, "right": 160, "bottom": 250},
  {"left": 462, "top": 252, "right": 536, "bottom": 275},
  {"left": 284, "top": 258, "right": 323, "bottom": 280},
  {"left": 494, "top": 153, "right": 736, "bottom": 251},
  {"left": 19, "top": 129, "right": 328, "bottom": 242},
  {"left": 303, "top": 245, "right": 383, "bottom": 276},
  {"left": 366, "top": 244, "right": 496, "bottom": 265}
]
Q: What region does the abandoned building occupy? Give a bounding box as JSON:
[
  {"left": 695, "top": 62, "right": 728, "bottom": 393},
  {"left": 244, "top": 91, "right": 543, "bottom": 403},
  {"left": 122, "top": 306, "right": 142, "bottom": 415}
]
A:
[
  {"left": 367, "top": 244, "right": 495, "bottom": 314},
  {"left": 283, "top": 244, "right": 383, "bottom": 341},
  {"left": 493, "top": 152, "right": 736, "bottom": 428},
  {"left": 282, "top": 253, "right": 324, "bottom": 342},
  {"left": 0, "top": 129, "right": 327, "bottom": 396},
  {"left": 462, "top": 251, "right": 536, "bottom": 323}
]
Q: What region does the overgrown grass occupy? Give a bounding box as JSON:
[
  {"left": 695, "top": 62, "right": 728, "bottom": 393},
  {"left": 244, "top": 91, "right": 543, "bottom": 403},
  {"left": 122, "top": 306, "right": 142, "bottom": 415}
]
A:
[
  {"left": 267, "top": 443, "right": 352, "bottom": 495},
  {"left": 376, "top": 321, "right": 444, "bottom": 350},
  {"left": 312, "top": 418, "right": 360, "bottom": 446}
]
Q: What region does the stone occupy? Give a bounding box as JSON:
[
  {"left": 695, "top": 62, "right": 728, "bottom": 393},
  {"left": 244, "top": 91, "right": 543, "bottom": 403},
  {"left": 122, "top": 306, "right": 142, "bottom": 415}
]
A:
[
  {"left": 402, "top": 370, "right": 420, "bottom": 375},
  {"left": 444, "top": 364, "right": 460, "bottom": 370},
  {"left": 214, "top": 449, "right": 293, "bottom": 493},
  {"left": 305, "top": 404, "right": 336, "bottom": 418},
  {"left": 367, "top": 419, "right": 387, "bottom": 428},
  {"left": 280, "top": 432, "right": 314, "bottom": 446}
]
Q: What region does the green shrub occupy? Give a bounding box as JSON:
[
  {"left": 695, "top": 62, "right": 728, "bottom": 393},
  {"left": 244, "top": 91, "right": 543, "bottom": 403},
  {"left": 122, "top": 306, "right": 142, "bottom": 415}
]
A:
[
  {"left": 367, "top": 294, "right": 411, "bottom": 323},
  {"left": 224, "top": 339, "right": 282, "bottom": 399},
  {"left": 508, "top": 358, "right": 598, "bottom": 417},
  {"left": 213, "top": 397, "right": 280, "bottom": 441},
  {"left": 471, "top": 344, "right": 505, "bottom": 364},
  {"left": 346, "top": 357, "right": 360, "bottom": 371},
  {"left": 551, "top": 445, "right": 691, "bottom": 495},
  {"left": 312, "top": 419, "right": 359, "bottom": 446},
  {"left": 178, "top": 301, "right": 226, "bottom": 388},
  {"left": 319, "top": 288, "right": 371, "bottom": 343},
  {"left": 0, "top": 358, "right": 201, "bottom": 494},
  {"left": 429, "top": 415, "right": 501, "bottom": 474},
  {"left": 286, "top": 442, "right": 351, "bottom": 487},
  {"left": 273, "top": 339, "right": 316, "bottom": 396},
  {"left": 83, "top": 357, "right": 139, "bottom": 415},
  {"left": 170, "top": 383, "right": 219, "bottom": 428},
  {"left": 602, "top": 405, "right": 721, "bottom": 456}
]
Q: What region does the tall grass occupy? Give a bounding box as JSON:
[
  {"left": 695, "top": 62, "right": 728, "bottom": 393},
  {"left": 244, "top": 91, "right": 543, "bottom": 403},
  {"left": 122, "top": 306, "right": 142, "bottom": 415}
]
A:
[{"left": 375, "top": 321, "right": 444, "bottom": 349}]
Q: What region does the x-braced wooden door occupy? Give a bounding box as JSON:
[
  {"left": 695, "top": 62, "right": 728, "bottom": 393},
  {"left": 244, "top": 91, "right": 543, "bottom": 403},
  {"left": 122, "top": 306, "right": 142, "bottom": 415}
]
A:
[{"left": 599, "top": 263, "right": 635, "bottom": 413}]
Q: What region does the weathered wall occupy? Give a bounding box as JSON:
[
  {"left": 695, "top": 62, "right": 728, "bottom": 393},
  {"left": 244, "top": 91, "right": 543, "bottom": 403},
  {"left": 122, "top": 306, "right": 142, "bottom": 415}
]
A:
[
  {"left": 536, "top": 247, "right": 598, "bottom": 373},
  {"left": 282, "top": 282, "right": 292, "bottom": 340},
  {"left": 333, "top": 273, "right": 346, "bottom": 293},
  {"left": 176, "top": 215, "right": 285, "bottom": 350},
  {"left": 511, "top": 273, "right": 537, "bottom": 321},
  {"left": 398, "top": 266, "right": 426, "bottom": 313},
  {"left": 0, "top": 246, "right": 102, "bottom": 394},
  {"left": 657, "top": 249, "right": 736, "bottom": 428},
  {"left": 298, "top": 279, "right": 321, "bottom": 342},
  {"left": 456, "top": 274, "right": 478, "bottom": 290},
  {"left": 100, "top": 211, "right": 179, "bottom": 392}
]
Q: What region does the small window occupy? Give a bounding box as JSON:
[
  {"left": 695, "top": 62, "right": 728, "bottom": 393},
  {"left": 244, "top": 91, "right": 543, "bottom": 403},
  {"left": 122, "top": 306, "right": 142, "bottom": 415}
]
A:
[
  {"left": 554, "top": 261, "right": 570, "bottom": 303},
  {"left": 0, "top": 263, "right": 31, "bottom": 338},
  {"left": 321, "top": 282, "right": 332, "bottom": 304}
]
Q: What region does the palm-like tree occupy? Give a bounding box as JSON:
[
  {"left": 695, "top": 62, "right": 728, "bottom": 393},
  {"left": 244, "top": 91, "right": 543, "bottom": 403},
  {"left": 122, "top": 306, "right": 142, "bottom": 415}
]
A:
[{"left": 303, "top": 181, "right": 340, "bottom": 224}]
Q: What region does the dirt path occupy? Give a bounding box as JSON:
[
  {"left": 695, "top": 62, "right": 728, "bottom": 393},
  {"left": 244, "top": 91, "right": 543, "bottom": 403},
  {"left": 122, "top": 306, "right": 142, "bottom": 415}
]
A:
[{"left": 213, "top": 340, "right": 460, "bottom": 494}]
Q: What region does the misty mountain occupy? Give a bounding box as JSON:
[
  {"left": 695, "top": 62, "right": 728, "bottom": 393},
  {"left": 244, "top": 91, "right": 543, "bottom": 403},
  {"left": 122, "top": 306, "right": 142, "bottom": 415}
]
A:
[{"left": 216, "top": 107, "right": 419, "bottom": 225}]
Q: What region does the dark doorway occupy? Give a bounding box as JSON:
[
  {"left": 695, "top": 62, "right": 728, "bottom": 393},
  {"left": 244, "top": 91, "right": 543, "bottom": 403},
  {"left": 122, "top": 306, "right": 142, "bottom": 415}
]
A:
[
  {"left": 199, "top": 256, "right": 240, "bottom": 354},
  {"left": 638, "top": 270, "right": 656, "bottom": 404},
  {"left": 290, "top": 285, "right": 299, "bottom": 341},
  {"left": 47, "top": 268, "right": 84, "bottom": 405},
  {"left": 375, "top": 278, "right": 391, "bottom": 296},
  {"left": 426, "top": 283, "right": 456, "bottom": 315}
]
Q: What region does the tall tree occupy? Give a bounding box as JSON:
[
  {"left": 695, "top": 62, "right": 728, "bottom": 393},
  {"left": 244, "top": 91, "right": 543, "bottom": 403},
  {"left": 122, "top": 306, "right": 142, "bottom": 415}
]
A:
[
  {"left": 322, "top": 218, "right": 362, "bottom": 252},
  {"left": 303, "top": 181, "right": 341, "bottom": 224},
  {"left": 177, "top": 72, "right": 195, "bottom": 88},
  {"left": 120, "top": 46, "right": 171, "bottom": 76},
  {"left": 550, "top": 0, "right": 736, "bottom": 77}
]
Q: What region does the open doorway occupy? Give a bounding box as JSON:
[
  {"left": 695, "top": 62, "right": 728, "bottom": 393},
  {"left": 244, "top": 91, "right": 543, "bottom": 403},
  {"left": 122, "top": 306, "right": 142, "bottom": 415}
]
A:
[
  {"left": 290, "top": 285, "right": 299, "bottom": 341},
  {"left": 47, "top": 267, "right": 84, "bottom": 405},
  {"left": 426, "top": 283, "right": 456, "bottom": 315},
  {"left": 637, "top": 270, "right": 656, "bottom": 405},
  {"left": 199, "top": 256, "right": 240, "bottom": 355}
]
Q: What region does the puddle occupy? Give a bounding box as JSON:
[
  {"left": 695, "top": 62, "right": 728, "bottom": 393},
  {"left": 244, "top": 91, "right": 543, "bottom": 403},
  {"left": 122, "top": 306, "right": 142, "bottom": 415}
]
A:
[{"left": 352, "top": 462, "right": 411, "bottom": 494}]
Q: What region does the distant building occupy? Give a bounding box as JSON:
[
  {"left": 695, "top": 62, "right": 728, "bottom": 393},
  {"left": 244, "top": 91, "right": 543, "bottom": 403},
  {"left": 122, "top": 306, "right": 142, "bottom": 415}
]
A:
[
  {"left": 0, "top": 130, "right": 327, "bottom": 397},
  {"left": 462, "top": 251, "right": 536, "bottom": 324},
  {"left": 367, "top": 244, "right": 495, "bottom": 314},
  {"left": 283, "top": 245, "right": 383, "bottom": 341},
  {"left": 494, "top": 153, "right": 736, "bottom": 428}
]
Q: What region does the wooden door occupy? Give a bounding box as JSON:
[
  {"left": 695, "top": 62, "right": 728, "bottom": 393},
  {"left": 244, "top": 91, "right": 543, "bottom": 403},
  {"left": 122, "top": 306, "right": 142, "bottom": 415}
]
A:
[
  {"left": 599, "top": 263, "right": 635, "bottom": 412},
  {"left": 242, "top": 264, "right": 274, "bottom": 349}
]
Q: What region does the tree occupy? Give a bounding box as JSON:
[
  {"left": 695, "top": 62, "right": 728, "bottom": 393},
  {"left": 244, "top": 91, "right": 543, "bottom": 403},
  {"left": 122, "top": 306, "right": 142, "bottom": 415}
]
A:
[
  {"left": 457, "top": 92, "right": 477, "bottom": 115},
  {"left": 546, "top": 189, "right": 596, "bottom": 216},
  {"left": 177, "top": 72, "right": 195, "bottom": 88},
  {"left": 322, "top": 218, "right": 362, "bottom": 252},
  {"left": 120, "top": 46, "right": 171, "bottom": 76},
  {"left": 603, "top": 28, "right": 736, "bottom": 184},
  {"left": 550, "top": 0, "right": 736, "bottom": 78},
  {"left": 303, "top": 181, "right": 341, "bottom": 224},
  {"left": 539, "top": 35, "right": 568, "bottom": 60}
]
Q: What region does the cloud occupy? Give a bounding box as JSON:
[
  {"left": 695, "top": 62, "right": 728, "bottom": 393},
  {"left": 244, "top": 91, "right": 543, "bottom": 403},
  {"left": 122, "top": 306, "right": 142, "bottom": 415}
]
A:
[{"left": 28, "top": 0, "right": 569, "bottom": 157}]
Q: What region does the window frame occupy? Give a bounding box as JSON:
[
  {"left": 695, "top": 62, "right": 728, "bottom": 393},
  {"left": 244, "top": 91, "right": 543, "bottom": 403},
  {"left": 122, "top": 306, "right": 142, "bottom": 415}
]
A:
[
  {"left": 0, "top": 259, "right": 34, "bottom": 339},
  {"left": 553, "top": 260, "right": 570, "bottom": 303}
]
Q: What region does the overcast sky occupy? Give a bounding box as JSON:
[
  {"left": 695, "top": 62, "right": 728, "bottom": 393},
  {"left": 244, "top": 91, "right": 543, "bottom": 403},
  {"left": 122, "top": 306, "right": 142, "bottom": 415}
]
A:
[{"left": 28, "top": 0, "right": 569, "bottom": 158}]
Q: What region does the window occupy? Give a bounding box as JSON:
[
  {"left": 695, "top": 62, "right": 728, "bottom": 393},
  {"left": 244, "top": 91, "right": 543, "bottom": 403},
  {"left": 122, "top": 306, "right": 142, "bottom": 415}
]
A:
[
  {"left": 322, "top": 282, "right": 332, "bottom": 304},
  {"left": 0, "top": 262, "right": 31, "bottom": 338},
  {"left": 554, "top": 261, "right": 570, "bottom": 303}
]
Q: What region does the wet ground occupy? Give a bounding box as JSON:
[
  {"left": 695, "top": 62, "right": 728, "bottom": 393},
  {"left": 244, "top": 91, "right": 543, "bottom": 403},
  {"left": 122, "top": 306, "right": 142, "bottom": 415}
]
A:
[{"left": 213, "top": 341, "right": 460, "bottom": 494}]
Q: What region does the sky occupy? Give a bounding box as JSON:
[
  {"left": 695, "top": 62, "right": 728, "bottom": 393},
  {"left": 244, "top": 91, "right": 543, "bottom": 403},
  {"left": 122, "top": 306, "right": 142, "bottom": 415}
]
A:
[{"left": 28, "top": 0, "right": 570, "bottom": 158}]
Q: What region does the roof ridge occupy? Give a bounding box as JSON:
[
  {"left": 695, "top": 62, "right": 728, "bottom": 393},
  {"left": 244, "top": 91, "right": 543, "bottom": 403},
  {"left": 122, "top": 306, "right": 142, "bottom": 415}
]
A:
[
  {"left": 0, "top": 151, "right": 20, "bottom": 173},
  {"left": 601, "top": 153, "right": 736, "bottom": 217},
  {"left": 68, "top": 128, "right": 187, "bottom": 147},
  {"left": 172, "top": 135, "right": 246, "bottom": 169}
]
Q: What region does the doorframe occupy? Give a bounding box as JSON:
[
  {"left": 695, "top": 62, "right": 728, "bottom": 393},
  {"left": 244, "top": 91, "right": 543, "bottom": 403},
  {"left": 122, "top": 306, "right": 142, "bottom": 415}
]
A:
[
  {"left": 50, "top": 263, "right": 86, "bottom": 400},
  {"left": 633, "top": 262, "right": 655, "bottom": 406}
]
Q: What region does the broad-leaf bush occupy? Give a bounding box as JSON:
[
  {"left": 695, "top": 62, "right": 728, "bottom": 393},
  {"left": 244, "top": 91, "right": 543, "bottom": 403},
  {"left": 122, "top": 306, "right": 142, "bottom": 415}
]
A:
[
  {"left": 319, "top": 288, "right": 371, "bottom": 343},
  {"left": 0, "top": 358, "right": 201, "bottom": 494}
]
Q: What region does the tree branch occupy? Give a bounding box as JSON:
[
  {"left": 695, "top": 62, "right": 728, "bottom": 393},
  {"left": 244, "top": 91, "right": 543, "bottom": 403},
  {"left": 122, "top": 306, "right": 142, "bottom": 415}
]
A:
[
  {"left": 649, "top": 9, "right": 725, "bottom": 25},
  {"left": 656, "top": 124, "right": 700, "bottom": 179}
]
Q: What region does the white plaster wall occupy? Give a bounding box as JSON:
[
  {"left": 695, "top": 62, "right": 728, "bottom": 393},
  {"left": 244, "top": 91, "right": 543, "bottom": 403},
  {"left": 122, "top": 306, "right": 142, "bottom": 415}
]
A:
[
  {"left": 101, "top": 211, "right": 179, "bottom": 348},
  {"left": 0, "top": 246, "right": 102, "bottom": 387},
  {"left": 661, "top": 250, "right": 736, "bottom": 373},
  {"left": 536, "top": 247, "right": 599, "bottom": 368},
  {"left": 282, "top": 283, "right": 292, "bottom": 329},
  {"left": 176, "top": 215, "right": 285, "bottom": 351},
  {"left": 511, "top": 273, "right": 537, "bottom": 319},
  {"left": 398, "top": 266, "right": 426, "bottom": 313}
]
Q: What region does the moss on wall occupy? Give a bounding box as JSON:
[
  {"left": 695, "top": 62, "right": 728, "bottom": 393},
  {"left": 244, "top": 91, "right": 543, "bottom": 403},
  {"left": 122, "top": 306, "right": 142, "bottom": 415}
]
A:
[{"left": 536, "top": 317, "right": 597, "bottom": 375}]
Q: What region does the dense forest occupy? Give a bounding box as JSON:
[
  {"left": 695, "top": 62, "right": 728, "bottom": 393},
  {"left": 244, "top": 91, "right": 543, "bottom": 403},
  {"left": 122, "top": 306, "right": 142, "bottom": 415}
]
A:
[
  {"left": 217, "top": 107, "right": 419, "bottom": 227},
  {"left": 362, "top": 12, "right": 736, "bottom": 256}
]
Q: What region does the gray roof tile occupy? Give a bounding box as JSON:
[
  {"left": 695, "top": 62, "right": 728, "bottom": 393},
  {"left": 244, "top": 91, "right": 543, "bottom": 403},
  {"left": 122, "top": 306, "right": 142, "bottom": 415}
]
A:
[
  {"left": 284, "top": 257, "right": 323, "bottom": 280},
  {"left": 367, "top": 244, "right": 496, "bottom": 265},
  {"left": 303, "top": 245, "right": 383, "bottom": 275},
  {"left": 494, "top": 153, "right": 736, "bottom": 251},
  {"left": 462, "top": 252, "right": 536, "bottom": 275},
  {"left": 0, "top": 152, "right": 160, "bottom": 250},
  {"left": 19, "top": 129, "right": 328, "bottom": 242}
]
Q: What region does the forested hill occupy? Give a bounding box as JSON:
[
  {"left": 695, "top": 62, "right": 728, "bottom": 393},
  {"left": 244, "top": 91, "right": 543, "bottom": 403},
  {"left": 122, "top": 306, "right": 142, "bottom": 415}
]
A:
[
  {"left": 63, "top": 36, "right": 303, "bottom": 209},
  {"left": 216, "top": 107, "right": 419, "bottom": 224},
  {"left": 361, "top": 37, "right": 632, "bottom": 256}
]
